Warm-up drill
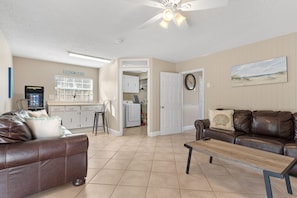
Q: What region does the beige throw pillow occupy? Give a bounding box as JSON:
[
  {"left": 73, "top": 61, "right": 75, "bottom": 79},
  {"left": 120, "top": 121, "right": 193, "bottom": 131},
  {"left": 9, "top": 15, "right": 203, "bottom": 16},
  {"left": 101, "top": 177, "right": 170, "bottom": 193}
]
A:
[
  {"left": 28, "top": 109, "right": 49, "bottom": 118},
  {"left": 25, "top": 116, "right": 62, "bottom": 138},
  {"left": 209, "top": 109, "right": 235, "bottom": 131}
]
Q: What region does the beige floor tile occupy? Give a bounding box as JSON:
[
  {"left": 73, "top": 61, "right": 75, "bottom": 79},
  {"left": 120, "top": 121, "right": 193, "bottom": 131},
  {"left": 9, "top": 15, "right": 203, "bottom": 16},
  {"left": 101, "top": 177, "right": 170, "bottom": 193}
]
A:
[
  {"left": 90, "top": 169, "right": 124, "bottom": 185},
  {"left": 112, "top": 151, "right": 136, "bottom": 160},
  {"left": 175, "top": 161, "right": 202, "bottom": 174},
  {"left": 214, "top": 192, "right": 251, "bottom": 198},
  {"left": 149, "top": 172, "right": 179, "bottom": 188},
  {"left": 118, "top": 170, "right": 150, "bottom": 186},
  {"left": 207, "top": 175, "right": 247, "bottom": 193},
  {"left": 152, "top": 160, "right": 177, "bottom": 173},
  {"left": 199, "top": 162, "right": 230, "bottom": 176},
  {"left": 146, "top": 187, "right": 181, "bottom": 198},
  {"left": 104, "top": 159, "right": 131, "bottom": 170},
  {"left": 154, "top": 152, "right": 175, "bottom": 161},
  {"left": 86, "top": 168, "right": 100, "bottom": 183},
  {"left": 134, "top": 152, "right": 154, "bottom": 160},
  {"left": 174, "top": 153, "right": 189, "bottom": 162},
  {"left": 88, "top": 158, "right": 110, "bottom": 169},
  {"left": 180, "top": 189, "right": 216, "bottom": 198},
  {"left": 127, "top": 160, "right": 153, "bottom": 171},
  {"left": 178, "top": 173, "right": 212, "bottom": 191},
  {"left": 111, "top": 186, "right": 147, "bottom": 198},
  {"left": 91, "top": 150, "right": 116, "bottom": 159},
  {"left": 75, "top": 184, "right": 115, "bottom": 198},
  {"left": 155, "top": 146, "right": 173, "bottom": 153}
]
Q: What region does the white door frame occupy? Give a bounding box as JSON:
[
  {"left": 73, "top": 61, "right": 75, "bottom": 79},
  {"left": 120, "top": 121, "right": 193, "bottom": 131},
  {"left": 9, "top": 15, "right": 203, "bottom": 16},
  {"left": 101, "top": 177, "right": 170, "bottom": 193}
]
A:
[
  {"left": 180, "top": 68, "right": 205, "bottom": 131},
  {"left": 119, "top": 68, "right": 150, "bottom": 136}
]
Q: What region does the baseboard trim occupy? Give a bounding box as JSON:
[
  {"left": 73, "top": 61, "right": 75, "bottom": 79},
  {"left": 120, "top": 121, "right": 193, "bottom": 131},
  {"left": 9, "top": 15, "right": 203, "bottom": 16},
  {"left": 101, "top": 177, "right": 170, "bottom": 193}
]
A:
[
  {"left": 148, "top": 131, "right": 160, "bottom": 137},
  {"left": 183, "top": 125, "right": 195, "bottom": 132}
]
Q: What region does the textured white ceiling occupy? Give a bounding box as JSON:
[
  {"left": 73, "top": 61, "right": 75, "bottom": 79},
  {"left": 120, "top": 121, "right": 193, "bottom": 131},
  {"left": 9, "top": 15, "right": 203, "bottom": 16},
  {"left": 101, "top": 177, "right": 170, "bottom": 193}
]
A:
[{"left": 1, "top": 0, "right": 297, "bottom": 68}]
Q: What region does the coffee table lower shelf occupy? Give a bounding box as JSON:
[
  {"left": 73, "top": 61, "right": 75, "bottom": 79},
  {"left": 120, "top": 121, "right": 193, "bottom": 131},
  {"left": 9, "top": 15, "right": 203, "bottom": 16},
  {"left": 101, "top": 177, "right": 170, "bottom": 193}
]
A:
[{"left": 184, "top": 140, "right": 297, "bottom": 198}]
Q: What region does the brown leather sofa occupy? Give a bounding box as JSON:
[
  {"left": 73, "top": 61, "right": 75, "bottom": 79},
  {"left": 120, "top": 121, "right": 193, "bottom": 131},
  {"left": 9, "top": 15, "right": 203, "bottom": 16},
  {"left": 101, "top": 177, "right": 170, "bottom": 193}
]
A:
[
  {"left": 0, "top": 111, "right": 88, "bottom": 198},
  {"left": 195, "top": 110, "right": 297, "bottom": 176}
]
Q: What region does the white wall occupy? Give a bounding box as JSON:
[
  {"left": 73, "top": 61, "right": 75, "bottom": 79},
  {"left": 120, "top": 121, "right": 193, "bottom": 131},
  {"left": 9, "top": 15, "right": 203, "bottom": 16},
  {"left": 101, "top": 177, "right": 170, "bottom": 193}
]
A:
[{"left": 0, "top": 31, "right": 13, "bottom": 114}]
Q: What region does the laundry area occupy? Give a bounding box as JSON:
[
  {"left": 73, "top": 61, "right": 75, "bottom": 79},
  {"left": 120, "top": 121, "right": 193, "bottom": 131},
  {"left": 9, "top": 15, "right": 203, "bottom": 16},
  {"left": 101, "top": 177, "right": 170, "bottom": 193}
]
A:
[{"left": 122, "top": 71, "right": 147, "bottom": 129}]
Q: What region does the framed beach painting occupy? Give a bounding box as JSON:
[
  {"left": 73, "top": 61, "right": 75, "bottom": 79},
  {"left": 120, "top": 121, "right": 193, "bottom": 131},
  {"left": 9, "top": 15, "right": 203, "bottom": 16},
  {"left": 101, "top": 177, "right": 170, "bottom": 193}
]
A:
[{"left": 231, "top": 56, "right": 287, "bottom": 87}]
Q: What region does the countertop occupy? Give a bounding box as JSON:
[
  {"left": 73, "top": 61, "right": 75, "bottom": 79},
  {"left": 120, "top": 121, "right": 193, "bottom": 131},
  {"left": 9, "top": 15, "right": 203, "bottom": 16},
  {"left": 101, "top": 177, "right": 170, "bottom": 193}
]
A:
[{"left": 47, "top": 102, "right": 102, "bottom": 106}]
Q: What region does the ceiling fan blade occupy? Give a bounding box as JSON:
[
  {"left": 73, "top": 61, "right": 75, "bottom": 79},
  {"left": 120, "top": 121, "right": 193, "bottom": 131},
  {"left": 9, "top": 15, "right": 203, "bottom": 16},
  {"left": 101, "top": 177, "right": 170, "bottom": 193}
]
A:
[
  {"left": 125, "top": 0, "right": 164, "bottom": 9},
  {"left": 179, "top": 0, "right": 229, "bottom": 11},
  {"left": 143, "top": 0, "right": 165, "bottom": 9},
  {"left": 138, "top": 13, "right": 163, "bottom": 29}
]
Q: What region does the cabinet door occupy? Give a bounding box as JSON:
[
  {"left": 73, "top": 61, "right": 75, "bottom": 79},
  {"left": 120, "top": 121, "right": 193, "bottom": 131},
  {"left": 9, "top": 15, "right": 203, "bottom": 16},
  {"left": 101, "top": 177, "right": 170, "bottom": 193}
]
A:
[
  {"left": 64, "top": 106, "right": 81, "bottom": 129},
  {"left": 81, "top": 110, "right": 94, "bottom": 128},
  {"left": 63, "top": 111, "right": 81, "bottom": 129},
  {"left": 123, "top": 75, "right": 139, "bottom": 93}
]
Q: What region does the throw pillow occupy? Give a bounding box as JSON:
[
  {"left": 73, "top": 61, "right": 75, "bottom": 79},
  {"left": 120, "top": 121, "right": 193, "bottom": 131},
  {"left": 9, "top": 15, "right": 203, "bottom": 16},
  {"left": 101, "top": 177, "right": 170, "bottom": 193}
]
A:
[
  {"left": 25, "top": 116, "right": 62, "bottom": 138},
  {"left": 28, "top": 109, "right": 49, "bottom": 118},
  {"left": 209, "top": 109, "right": 235, "bottom": 131}
]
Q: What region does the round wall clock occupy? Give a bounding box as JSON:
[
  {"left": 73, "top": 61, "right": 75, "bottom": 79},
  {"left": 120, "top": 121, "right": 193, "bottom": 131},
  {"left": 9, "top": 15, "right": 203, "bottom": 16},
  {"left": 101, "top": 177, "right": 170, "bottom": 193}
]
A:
[{"left": 185, "top": 73, "right": 196, "bottom": 90}]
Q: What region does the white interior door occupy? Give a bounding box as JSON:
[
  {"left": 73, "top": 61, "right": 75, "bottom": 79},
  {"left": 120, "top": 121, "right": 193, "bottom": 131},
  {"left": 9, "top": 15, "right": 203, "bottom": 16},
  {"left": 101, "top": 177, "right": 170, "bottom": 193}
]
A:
[{"left": 160, "top": 72, "right": 182, "bottom": 135}]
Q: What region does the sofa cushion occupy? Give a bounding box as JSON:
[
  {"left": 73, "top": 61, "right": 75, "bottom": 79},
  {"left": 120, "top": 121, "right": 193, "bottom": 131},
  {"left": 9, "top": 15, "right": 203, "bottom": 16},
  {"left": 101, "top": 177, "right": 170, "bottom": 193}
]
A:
[
  {"left": 233, "top": 110, "right": 252, "bottom": 133},
  {"left": 251, "top": 111, "right": 293, "bottom": 140},
  {"left": 235, "top": 134, "right": 287, "bottom": 154},
  {"left": 204, "top": 128, "right": 245, "bottom": 143},
  {"left": 0, "top": 115, "right": 33, "bottom": 143},
  {"left": 209, "top": 109, "right": 235, "bottom": 131},
  {"left": 25, "top": 117, "right": 62, "bottom": 139}
]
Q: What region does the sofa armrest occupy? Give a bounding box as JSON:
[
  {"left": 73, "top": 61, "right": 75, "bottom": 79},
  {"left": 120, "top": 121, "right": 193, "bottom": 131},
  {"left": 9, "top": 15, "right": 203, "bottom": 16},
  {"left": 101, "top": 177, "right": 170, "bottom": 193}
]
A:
[
  {"left": 0, "top": 134, "right": 88, "bottom": 170},
  {"left": 194, "top": 119, "right": 210, "bottom": 140}
]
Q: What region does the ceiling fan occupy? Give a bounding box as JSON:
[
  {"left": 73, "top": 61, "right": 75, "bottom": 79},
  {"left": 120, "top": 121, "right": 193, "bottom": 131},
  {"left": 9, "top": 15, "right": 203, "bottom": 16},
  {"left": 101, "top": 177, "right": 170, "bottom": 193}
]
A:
[{"left": 138, "top": 0, "right": 229, "bottom": 29}]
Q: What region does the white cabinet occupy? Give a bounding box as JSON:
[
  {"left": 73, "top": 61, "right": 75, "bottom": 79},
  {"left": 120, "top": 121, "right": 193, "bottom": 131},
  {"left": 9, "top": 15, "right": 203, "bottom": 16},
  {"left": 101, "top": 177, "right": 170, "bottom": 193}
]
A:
[
  {"left": 123, "top": 75, "right": 139, "bottom": 93},
  {"left": 48, "top": 104, "right": 103, "bottom": 129},
  {"left": 63, "top": 106, "right": 81, "bottom": 129},
  {"left": 80, "top": 105, "right": 103, "bottom": 128}
]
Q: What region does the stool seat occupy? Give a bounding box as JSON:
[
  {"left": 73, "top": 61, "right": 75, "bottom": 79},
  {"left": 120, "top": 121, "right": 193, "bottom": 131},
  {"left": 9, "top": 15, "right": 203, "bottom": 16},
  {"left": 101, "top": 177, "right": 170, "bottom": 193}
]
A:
[{"left": 93, "top": 111, "right": 108, "bottom": 135}]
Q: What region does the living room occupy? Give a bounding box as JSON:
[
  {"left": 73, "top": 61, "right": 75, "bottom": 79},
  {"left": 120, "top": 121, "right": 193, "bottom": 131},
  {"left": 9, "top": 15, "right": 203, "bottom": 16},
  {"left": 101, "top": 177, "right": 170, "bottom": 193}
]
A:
[{"left": 1, "top": 0, "right": 297, "bottom": 197}]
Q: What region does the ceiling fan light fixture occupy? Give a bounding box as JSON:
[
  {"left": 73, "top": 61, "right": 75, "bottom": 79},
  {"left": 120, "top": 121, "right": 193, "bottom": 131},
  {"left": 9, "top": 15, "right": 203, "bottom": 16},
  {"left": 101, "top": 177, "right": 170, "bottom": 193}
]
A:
[
  {"left": 162, "top": 9, "right": 174, "bottom": 21},
  {"left": 175, "top": 12, "right": 186, "bottom": 26},
  {"left": 159, "top": 20, "right": 169, "bottom": 29}
]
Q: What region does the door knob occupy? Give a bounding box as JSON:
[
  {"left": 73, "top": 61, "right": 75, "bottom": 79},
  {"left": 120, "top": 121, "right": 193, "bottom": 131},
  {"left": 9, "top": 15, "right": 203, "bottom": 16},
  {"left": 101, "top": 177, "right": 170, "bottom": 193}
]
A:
[{"left": 161, "top": 106, "right": 165, "bottom": 109}]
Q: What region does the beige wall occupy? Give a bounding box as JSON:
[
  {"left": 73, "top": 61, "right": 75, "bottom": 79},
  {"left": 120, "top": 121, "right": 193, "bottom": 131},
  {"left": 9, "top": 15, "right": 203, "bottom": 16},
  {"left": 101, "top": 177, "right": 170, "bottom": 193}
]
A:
[
  {"left": 177, "top": 32, "right": 297, "bottom": 118},
  {"left": 13, "top": 57, "right": 99, "bottom": 110},
  {"left": 99, "top": 60, "right": 119, "bottom": 132},
  {"left": 0, "top": 32, "right": 13, "bottom": 114},
  {"left": 150, "top": 58, "right": 176, "bottom": 132}
]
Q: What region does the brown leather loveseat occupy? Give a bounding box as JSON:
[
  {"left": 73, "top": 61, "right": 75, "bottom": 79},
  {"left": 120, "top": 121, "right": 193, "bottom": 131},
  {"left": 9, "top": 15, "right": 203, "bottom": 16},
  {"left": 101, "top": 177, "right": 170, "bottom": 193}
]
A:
[
  {"left": 0, "top": 111, "right": 88, "bottom": 198},
  {"left": 195, "top": 110, "right": 297, "bottom": 176}
]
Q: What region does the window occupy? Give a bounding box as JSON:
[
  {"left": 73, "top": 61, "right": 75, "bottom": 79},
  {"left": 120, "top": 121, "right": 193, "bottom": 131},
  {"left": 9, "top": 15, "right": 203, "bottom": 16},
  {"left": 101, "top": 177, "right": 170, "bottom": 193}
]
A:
[{"left": 55, "top": 75, "right": 93, "bottom": 102}]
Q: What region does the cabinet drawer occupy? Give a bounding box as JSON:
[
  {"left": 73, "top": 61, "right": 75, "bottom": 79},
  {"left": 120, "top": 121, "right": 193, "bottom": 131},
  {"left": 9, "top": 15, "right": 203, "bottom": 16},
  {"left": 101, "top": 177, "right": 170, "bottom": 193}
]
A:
[
  {"left": 65, "top": 106, "right": 80, "bottom": 111},
  {"left": 81, "top": 105, "right": 98, "bottom": 111},
  {"left": 49, "top": 106, "right": 65, "bottom": 112}
]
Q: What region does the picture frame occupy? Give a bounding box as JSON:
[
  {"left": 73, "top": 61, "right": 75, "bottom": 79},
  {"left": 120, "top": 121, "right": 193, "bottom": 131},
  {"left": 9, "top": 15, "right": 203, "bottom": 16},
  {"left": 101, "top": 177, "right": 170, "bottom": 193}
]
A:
[{"left": 231, "top": 56, "right": 287, "bottom": 87}]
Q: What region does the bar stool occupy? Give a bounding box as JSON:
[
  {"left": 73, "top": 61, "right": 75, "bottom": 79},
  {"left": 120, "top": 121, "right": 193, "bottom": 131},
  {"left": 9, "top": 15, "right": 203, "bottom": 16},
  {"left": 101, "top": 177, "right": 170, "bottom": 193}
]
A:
[{"left": 93, "top": 112, "right": 105, "bottom": 135}]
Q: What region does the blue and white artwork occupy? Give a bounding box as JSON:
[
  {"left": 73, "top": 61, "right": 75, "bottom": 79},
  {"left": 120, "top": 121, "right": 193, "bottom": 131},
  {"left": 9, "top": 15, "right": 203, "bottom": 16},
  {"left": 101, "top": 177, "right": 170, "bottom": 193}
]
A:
[{"left": 231, "top": 56, "right": 287, "bottom": 87}]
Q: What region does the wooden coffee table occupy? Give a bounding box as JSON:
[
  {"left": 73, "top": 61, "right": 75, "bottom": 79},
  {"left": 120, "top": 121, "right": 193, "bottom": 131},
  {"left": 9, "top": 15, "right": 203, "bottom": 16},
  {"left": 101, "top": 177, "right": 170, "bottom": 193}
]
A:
[{"left": 184, "top": 139, "right": 297, "bottom": 198}]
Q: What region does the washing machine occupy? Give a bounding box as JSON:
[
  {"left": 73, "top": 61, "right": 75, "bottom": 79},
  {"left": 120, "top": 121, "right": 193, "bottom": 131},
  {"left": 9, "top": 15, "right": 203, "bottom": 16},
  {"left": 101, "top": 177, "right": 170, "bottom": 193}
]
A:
[{"left": 123, "top": 101, "right": 141, "bottom": 127}]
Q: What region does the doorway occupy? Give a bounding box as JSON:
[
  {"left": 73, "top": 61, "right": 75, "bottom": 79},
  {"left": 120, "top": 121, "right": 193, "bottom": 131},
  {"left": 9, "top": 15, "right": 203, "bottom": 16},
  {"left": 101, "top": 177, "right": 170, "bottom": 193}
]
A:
[
  {"left": 182, "top": 69, "right": 204, "bottom": 131},
  {"left": 119, "top": 68, "right": 150, "bottom": 136}
]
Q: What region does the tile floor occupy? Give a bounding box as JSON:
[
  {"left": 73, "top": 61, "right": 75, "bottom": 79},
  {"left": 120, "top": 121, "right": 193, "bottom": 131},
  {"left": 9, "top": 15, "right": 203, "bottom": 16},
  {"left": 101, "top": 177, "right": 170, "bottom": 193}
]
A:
[{"left": 27, "top": 127, "right": 297, "bottom": 198}]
